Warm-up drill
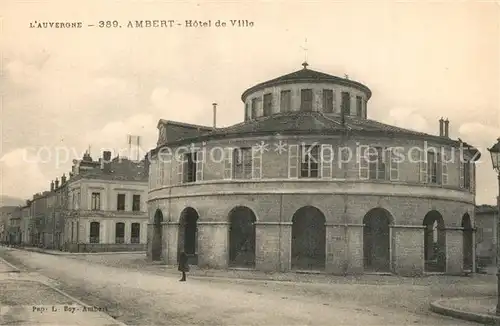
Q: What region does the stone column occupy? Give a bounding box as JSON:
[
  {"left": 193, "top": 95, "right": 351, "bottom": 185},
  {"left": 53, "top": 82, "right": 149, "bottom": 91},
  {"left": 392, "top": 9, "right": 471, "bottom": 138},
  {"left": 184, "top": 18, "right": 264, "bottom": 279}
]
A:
[
  {"left": 164, "top": 222, "right": 178, "bottom": 265},
  {"left": 197, "top": 221, "right": 229, "bottom": 269},
  {"left": 390, "top": 225, "right": 425, "bottom": 276},
  {"left": 445, "top": 227, "right": 464, "bottom": 275},
  {"left": 255, "top": 222, "right": 292, "bottom": 272}
]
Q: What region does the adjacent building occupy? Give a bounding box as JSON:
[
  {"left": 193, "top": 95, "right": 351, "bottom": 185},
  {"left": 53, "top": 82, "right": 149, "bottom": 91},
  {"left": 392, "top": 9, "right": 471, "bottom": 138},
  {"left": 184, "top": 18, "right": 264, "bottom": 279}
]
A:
[
  {"left": 475, "top": 204, "right": 498, "bottom": 267},
  {"left": 147, "top": 63, "right": 479, "bottom": 276},
  {"left": 64, "top": 151, "right": 149, "bottom": 252}
]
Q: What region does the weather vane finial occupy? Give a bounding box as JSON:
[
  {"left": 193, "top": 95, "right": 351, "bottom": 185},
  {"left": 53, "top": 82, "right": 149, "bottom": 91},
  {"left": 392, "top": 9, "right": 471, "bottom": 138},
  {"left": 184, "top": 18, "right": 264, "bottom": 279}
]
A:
[{"left": 300, "top": 38, "right": 308, "bottom": 69}]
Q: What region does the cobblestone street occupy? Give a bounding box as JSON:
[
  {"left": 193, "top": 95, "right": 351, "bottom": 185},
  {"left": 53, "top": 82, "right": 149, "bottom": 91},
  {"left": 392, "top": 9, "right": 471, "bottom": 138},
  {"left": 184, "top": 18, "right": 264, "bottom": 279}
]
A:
[{"left": 0, "top": 248, "right": 491, "bottom": 325}]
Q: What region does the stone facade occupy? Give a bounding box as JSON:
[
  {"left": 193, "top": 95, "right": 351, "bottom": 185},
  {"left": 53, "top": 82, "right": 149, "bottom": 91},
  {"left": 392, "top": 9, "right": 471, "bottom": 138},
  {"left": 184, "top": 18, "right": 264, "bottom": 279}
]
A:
[
  {"left": 475, "top": 204, "right": 498, "bottom": 267},
  {"left": 147, "top": 64, "right": 479, "bottom": 276}
]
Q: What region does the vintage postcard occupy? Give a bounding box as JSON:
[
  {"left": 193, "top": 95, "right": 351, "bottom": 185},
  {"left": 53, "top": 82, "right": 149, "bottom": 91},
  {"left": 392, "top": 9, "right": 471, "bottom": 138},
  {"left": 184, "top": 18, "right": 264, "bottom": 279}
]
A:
[{"left": 1, "top": 0, "right": 499, "bottom": 325}]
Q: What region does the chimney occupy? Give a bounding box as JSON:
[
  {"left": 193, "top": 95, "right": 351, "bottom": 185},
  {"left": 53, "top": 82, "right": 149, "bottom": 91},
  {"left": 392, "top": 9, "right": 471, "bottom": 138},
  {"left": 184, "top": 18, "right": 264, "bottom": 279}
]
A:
[
  {"left": 50, "top": 180, "right": 54, "bottom": 192},
  {"left": 444, "top": 118, "right": 450, "bottom": 137},
  {"left": 212, "top": 103, "right": 217, "bottom": 128},
  {"left": 61, "top": 174, "right": 67, "bottom": 184},
  {"left": 69, "top": 172, "right": 73, "bottom": 179},
  {"left": 439, "top": 117, "right": 444, "bottom": 136},
  {"left": 102, "top": 151, "right": 112, "bottom": 173},
  {"left": 55, "top": 178, "right": 59, "bottom": 189}
]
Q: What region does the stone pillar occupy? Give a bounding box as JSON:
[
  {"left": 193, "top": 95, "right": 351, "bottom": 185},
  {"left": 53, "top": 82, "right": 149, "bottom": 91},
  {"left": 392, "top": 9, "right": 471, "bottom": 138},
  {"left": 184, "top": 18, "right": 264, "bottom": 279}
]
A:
[
  {"left": 390, "top": 225, "right": 425, "bottom": 276},
  {"left": 255, "top": 222, "right": 291, "bottom": 272},
  {"left": 325, "top": 224, "right": 347, "bottom": 274},
  {"left": 346, "top": 224, "right": 364, "bottom": 274},
  {"left": 125, "top": 222, "right": 131, "bottom": 244},
  {"left": 164, "top": 222, "right": 178, "bottom": 265},
  {"left": 445, "top": 227, "right": 464, "bottom": 275},
  {"left": 197, "top": 221, "right": 229, "bottom": 269},
  {"left": 146, "top": 223, "right": 153, "bottom": 260}
]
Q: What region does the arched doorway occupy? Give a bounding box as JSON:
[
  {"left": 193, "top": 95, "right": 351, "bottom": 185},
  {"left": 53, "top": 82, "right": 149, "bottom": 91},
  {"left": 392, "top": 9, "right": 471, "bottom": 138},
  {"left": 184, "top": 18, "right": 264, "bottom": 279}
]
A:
[
  {"left": 228, "top": 206, "right": 257, "bottom": 268},
  {"left": 423, "top": 211, "right": 446, "bottom": 272},
  {"left": 462, "top": 213, "right": 473, "bottom": 272},
  {"left": 178, "top": 207, "right": 199, "bottom": 265},
  {"left": 152, "top": 209, "right": 163, "bottom": 261},
  {"left": 291, "top": 206, "right": 326, "bottom": 271},
  {"left": 363, "top": 208, "right": 393, "bottom": 273}
]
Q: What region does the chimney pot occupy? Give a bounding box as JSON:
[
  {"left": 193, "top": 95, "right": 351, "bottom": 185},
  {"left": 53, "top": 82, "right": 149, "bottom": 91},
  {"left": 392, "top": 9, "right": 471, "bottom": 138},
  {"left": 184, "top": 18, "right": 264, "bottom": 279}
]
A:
[
  {"left": 55, "top": 178, "right": 59, "bottom": 189},
  {"left": 50, "top": 181, "right": 55, "bottom": 191},
  {"left": 439, "top": 118, "right": 444, "bottom": 136},
  {"left": 61, "top": 174, "right": 67, "bottom": 184},
  {"left": 444, "top": 118, "right": 450, "bottom": 137}
]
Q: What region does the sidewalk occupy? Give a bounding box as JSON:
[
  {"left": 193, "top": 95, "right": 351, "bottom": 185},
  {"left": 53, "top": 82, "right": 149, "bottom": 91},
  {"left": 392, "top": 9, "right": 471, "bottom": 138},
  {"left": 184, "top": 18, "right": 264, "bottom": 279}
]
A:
[
  {"left": 10, "top": 245, "right": 145, "bottom": 256},
  {"left": 0, "top": 257, "right": 126, "bottom": 326},
  {"left": 430, "top": 296, "right": 500, "bottom": 325}
]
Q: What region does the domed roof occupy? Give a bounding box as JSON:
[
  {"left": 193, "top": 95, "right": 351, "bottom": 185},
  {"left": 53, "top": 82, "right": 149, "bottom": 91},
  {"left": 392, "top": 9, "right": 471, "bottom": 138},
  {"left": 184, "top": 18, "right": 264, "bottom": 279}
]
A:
[{"left": 241, "top": 64, "right": 372, "bottom": 101}]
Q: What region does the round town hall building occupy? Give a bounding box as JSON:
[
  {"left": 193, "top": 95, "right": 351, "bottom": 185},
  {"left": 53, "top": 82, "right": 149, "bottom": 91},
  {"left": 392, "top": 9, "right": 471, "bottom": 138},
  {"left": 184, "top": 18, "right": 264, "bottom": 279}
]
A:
[{"left": 146, "top": 63, "right": 479, "bottom": 276}]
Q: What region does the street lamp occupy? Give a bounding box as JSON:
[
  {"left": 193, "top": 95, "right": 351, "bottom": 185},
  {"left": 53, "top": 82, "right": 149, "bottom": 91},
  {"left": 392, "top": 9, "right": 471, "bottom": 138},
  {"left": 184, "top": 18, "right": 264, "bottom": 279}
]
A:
[{"left": 487, "top": 137, "right": 500, "bottom": 315}]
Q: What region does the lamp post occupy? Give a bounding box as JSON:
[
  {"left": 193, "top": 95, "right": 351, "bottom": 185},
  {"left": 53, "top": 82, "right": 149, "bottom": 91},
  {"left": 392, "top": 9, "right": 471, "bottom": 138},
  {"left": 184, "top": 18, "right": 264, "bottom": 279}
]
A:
[{"left": 487, "top": 137, "right": 500, "bottom": 315}]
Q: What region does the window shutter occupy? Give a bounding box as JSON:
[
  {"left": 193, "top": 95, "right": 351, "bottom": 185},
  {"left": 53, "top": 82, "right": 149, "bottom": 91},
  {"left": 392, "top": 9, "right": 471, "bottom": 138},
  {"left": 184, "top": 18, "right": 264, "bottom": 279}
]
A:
[
  {"left": 195, "top": 151, "right": 204, "bottom": 181},
  {"left": 251, "top": 147, "right": 263, "bottom": 179},
  {"left": 320, "top": 144, "right": 333, "bottom": 178},
  {"left": 470, "top": 163, "right": 476, "bottom": 193},
  {"left": 288, "top": 144, "right": 299, "bottom": 179},
  {"left": 359, "top": 146, "right": 369, "bottom": 180},
  {"left": 389, "top": 148, "right": 399, "bottom": 181},
  {"left": 223, "top": 147, "right": 233, "bottom": 180},
  {"left": 177, "top": 153, "right": 184, "bottom": 184},
  {"left": 419, "top": 150, "right": 428, "bottom": 184},
  {"left": 459, "top": 160, "right": 464, "bottom": 189},
  {"left": 441, "top": 151, "right": 448, "bottom": 186}
]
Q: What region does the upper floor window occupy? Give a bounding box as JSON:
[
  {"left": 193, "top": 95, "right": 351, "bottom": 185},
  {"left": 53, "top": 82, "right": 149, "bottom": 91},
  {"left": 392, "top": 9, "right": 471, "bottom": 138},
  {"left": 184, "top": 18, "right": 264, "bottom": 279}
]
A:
[
  {"left": 91, "top": 192, "right": 101, "bottom": 211},
  {"left": 132, "top": 195, "right": 141, "bottom": 212},
  {"left": 323, "top": 89, "right": 334, "bottom": 113},
  {"left": 115, "top": 222, "right": 125, "bottom": 244},
  {"left": 341, "top": 92, "right": 350, "bottom": 115},
  {"left": 182, "top": 152, "right": 197, "bottom": 183},
  {"left": 463, "top": 161, "right": 471, "bottom": 189},
  {"left": 368, "top": 147, "right": 386, "bottom": 180},
  {"left": 300, "top": 145, "right": 319, "bottom": 178},
  {"left": 427, "top": 151, "right": 441, "bottom": 184},
  {"left": 301, "top": 89, "right": 313, "bottom": 111},
  {"left": 263, "top": 93, "right": 273, "bottom": 116},
  {"left": 117, "top": 194, "right": 125, "bottom": 211},
  {"left": 356, "top": 96, "right": 362, "bottom": 117},
  {"left": 233, "top": 148, "right": 253, "bottom": 179},
  {"left": 280, "top": 90, "right": 291, "bottom": 112}
]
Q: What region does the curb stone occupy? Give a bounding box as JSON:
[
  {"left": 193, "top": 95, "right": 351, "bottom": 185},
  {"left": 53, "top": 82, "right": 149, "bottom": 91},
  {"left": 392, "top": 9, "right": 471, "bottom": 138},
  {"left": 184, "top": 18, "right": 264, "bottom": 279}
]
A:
[{"left": 430, "top": 299, "right": 500, "bottom": 325}]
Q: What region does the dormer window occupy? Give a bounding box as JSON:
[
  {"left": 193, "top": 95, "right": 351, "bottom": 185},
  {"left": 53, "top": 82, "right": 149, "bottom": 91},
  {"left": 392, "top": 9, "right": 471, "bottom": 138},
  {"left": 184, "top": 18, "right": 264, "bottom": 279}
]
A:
[
  {"left": 341, "top": 92, "right": 350, "bottom": 115},
  {"left": 280, "top": 90, "right": 291, "bottom": 112},
  {"left": 263, "top": 93, "right": 273, "bottom": 116},
  {"left": 356, "top": 96, "right": 362, "bottom": 117},
  {"left": 323, "top": 89, "right": 334, "bottom": 113},
  {"left": 301, "top": 89, "right": 313, "bottom": 111}
]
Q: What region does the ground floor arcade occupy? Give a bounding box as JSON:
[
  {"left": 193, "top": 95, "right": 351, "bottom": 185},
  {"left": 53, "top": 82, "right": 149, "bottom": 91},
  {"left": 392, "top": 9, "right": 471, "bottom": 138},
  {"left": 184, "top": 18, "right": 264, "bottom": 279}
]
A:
[{"left": 147, "top": 206, "right": 475, "bottom": 276}]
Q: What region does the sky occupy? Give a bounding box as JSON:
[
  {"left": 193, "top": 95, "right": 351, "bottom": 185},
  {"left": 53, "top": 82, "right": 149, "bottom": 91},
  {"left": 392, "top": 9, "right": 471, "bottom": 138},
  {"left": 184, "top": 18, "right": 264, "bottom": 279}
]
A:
[{"left": 0, "top": 0, "right": 499, "bottom": 204}]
